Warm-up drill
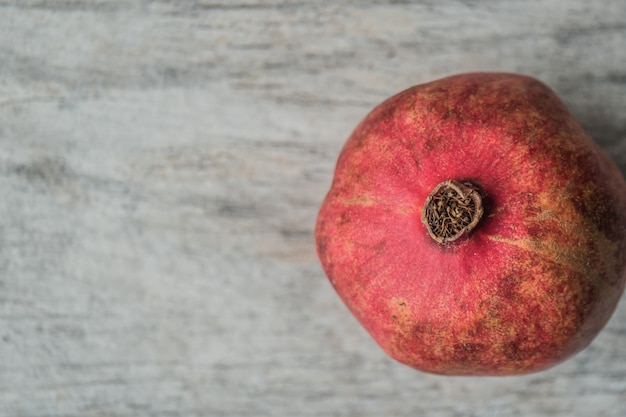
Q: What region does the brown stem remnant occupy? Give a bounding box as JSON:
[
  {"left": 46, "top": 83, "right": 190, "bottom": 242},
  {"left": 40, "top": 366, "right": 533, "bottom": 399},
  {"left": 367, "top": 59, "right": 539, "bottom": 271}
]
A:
[{"left": 421, "top": 180, "right": 484, "bottom": 244}]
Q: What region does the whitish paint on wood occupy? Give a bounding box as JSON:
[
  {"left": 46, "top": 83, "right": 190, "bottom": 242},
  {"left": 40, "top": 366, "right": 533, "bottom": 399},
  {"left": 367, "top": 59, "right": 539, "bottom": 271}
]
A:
[{"left": 1, "top": 1, "right": 625, "bottom": 416}]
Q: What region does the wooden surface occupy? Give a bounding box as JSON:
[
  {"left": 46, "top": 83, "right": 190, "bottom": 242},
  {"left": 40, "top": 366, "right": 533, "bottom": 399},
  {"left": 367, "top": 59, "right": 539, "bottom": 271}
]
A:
[{"left": 1, "top": 1, "right": 626, "bottom": 416}]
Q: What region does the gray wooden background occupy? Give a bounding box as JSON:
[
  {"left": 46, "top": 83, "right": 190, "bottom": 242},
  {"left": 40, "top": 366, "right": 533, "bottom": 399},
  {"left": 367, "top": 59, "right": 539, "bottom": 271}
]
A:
[{"left": 1, "top": 1, "right": 625, "bottom": 416}]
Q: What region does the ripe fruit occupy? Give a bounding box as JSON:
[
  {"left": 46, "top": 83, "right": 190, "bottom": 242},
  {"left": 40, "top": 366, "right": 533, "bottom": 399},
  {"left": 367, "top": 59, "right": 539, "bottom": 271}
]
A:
[{"left": 315, "top": 73, "right": 626, "bottom": 376}]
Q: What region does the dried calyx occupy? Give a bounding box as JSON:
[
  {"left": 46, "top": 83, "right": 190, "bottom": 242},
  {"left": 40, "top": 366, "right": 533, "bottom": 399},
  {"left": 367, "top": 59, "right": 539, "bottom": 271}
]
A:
[{"left": 421, "top": 180, "right": 484, "bottom": 244}]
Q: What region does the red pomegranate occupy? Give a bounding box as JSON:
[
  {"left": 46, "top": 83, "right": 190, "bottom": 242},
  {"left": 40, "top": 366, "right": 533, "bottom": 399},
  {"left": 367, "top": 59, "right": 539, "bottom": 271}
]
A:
[{"left": 315, "top": 73, "right": 626, "bottom": 376}]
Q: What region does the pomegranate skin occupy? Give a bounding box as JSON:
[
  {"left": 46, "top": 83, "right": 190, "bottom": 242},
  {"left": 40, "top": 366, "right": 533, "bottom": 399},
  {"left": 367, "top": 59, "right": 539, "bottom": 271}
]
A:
[{"left": 315, "top": 73, "right": 626, "bottom": 376}]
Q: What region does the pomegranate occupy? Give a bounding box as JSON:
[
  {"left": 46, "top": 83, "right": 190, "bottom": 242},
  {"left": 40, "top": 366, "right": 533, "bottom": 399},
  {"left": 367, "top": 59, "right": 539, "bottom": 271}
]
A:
[{"left": 315, "top": 73, "right": 626, "bottom": 376}]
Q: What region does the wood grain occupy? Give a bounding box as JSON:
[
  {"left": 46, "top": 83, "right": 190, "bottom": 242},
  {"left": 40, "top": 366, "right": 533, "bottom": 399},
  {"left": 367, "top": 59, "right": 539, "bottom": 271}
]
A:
[{"left": 1, "top": 1, "right": 625, "bottom": 416}]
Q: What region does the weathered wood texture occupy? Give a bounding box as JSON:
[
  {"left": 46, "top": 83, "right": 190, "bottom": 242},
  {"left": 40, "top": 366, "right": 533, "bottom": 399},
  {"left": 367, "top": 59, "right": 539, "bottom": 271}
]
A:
[{"left": 1, "top": 1, "right": 625, "bottom": 416}]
